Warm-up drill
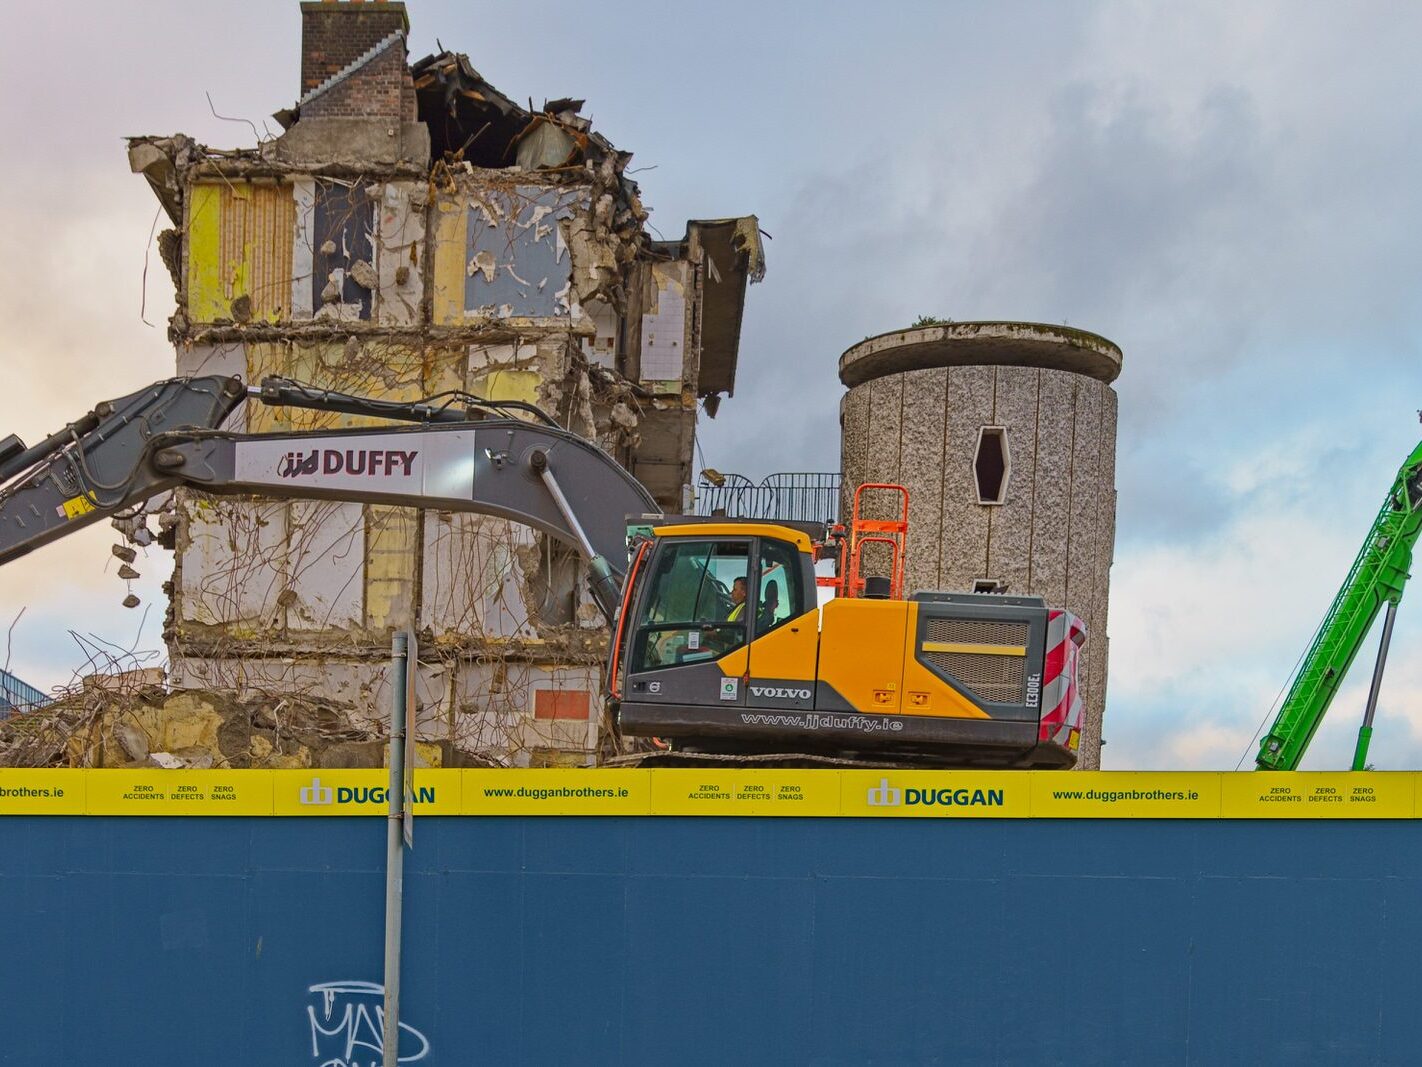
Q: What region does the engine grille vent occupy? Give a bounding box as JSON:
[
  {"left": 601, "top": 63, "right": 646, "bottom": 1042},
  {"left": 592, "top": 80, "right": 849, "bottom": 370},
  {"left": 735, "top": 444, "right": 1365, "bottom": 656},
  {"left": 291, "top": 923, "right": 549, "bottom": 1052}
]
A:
[
  {"left": 924, "top": 619, "right": 1029, "bottom": 647},
  {"left": 922, "top": 618, "right": 1030, "bottom": 705}
]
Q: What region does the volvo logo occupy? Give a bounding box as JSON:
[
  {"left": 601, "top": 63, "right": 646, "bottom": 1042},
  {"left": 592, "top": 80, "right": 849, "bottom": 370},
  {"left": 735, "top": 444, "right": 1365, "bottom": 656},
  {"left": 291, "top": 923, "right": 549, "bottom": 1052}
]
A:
[
  {"left": 278, "top": 448, "right": 419, "bottom": 479},
  {"left": 750, "top": 685, "right": 812, "bottom": 700}
]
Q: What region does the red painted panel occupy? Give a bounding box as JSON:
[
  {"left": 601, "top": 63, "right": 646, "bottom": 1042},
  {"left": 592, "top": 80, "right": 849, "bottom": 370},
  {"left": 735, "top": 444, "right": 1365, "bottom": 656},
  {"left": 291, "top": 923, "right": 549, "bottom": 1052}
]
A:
[{"left": 533, "top": 689, "right": 591, "bottom": 720}]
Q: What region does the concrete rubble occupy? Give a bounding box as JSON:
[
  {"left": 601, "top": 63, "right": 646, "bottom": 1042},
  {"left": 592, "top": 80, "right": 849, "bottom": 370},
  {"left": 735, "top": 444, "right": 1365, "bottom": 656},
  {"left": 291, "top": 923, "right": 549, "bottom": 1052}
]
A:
[{"left": 0, "top": 678, "right": 474, "bottom": 771}]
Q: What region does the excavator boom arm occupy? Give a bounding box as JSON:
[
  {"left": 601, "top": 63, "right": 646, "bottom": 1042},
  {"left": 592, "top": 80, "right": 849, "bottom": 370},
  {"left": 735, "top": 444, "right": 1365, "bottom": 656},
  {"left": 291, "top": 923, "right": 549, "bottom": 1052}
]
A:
[
  {"left": 0, "top": 375, "right": 658, "bottom": 621},
  {"left": 0, "top": 376, "right": 247, "bottom": 564}
]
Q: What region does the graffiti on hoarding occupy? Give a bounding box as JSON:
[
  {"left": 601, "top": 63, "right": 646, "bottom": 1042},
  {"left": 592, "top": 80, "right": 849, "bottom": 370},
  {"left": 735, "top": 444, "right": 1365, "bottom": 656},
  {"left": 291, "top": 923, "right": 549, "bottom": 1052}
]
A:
[{"left": 307, "top": 980, "right": 429, "bottom": 1065}]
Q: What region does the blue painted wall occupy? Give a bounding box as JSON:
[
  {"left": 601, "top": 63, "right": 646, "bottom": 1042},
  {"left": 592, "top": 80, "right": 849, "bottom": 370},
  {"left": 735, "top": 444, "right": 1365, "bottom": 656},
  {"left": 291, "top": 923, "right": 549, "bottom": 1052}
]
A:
[{"left": 0, "top": 817, "right": 1410, "bottom": 1065}]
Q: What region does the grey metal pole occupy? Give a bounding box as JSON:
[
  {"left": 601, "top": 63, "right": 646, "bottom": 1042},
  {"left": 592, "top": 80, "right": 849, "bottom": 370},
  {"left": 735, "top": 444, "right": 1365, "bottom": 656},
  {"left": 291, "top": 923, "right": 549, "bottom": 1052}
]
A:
[
  {"left": 1362, "top": 600, "right": 1399, "bottom": 733},
  {"left": 1352, "top": 599, "right": 1400, "bottom": 770},
  {"left": 384, "top": 631, "right": 408, "bottom": 1067}
]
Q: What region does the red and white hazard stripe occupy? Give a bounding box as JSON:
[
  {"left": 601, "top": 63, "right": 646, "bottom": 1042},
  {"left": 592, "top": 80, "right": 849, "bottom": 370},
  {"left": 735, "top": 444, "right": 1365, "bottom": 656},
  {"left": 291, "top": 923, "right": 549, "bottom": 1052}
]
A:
[{"left": 1039, "top": 609, "right": 1087, "bottom": 751}]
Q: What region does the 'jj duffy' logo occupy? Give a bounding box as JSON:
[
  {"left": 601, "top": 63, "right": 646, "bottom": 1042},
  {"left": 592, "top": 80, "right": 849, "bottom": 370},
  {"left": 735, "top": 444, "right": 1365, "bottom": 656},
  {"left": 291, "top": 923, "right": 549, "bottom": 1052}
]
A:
[{"left": 278, "top": 449, "right": 419, "bottom": 479}]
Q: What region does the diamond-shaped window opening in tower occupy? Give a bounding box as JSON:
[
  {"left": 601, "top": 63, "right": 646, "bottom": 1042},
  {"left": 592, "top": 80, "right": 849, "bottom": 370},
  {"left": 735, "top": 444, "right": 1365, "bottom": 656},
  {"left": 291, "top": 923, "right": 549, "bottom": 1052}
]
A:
[{"left": 973, "top": 427, "right": 1010, "bottom": 505}]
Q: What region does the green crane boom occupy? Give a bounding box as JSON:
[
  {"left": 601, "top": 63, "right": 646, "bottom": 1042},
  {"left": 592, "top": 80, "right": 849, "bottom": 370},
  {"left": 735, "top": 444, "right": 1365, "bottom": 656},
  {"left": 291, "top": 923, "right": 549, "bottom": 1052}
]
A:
[{"left": 1255, "top": 440, "right": 1422, "bottom": 770}]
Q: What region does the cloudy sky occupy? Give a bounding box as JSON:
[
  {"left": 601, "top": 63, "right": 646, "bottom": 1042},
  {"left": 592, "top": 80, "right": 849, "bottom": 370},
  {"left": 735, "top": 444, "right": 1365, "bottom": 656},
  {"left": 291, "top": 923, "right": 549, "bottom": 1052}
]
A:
[{"left": 3, "top": 1, "right": 1420, "bottom": 769}]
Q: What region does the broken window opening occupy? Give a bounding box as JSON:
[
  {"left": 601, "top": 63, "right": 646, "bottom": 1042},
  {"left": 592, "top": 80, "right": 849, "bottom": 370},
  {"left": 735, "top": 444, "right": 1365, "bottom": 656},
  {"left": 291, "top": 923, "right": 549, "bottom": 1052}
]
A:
[
  {"left": 973, "top": 427, "right": 1010, "bottom": 505},
  {"left": 972, "top": 579, "right": 1008, "bottom": 594}
]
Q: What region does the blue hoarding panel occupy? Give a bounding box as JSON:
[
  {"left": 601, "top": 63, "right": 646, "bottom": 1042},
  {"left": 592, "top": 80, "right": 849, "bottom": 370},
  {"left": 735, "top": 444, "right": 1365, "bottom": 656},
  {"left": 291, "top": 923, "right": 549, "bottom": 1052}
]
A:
[{"left": 0, "top": 817, "right": 1414, "bottom": 1065}]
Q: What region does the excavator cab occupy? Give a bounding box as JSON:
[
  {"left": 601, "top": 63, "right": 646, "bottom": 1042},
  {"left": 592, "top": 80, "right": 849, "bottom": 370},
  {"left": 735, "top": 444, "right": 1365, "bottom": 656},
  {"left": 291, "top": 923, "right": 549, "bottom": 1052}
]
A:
[
  {"left": 609, "top": 522, "right": 819, "bottom": 716},
  {"left": 610, "top": 519, "right": 1087, "bottom": 767}
]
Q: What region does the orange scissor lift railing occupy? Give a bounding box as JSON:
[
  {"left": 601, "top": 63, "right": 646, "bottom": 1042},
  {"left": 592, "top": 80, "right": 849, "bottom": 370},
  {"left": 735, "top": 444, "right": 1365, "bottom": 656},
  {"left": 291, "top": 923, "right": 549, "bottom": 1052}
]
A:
[{"left": 817, "top": 483, "right": 910, "bottom": 600}]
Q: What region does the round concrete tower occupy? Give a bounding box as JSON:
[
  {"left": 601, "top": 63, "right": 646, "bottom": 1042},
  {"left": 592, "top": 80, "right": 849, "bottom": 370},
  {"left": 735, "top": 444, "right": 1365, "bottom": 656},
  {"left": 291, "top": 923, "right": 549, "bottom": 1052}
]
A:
[{"left": 838, "top": 322, "right": 1122, "bottom": 768}]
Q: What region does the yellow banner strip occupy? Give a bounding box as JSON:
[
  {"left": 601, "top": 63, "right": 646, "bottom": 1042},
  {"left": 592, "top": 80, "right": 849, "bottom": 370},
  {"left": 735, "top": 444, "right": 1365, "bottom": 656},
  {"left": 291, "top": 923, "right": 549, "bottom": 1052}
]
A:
[
  {"left": 920, "top": 641, "right": 1026, "bottom": 656},
  {"left": 4, "top": 769, "right": 1422, "bottom": 818}
]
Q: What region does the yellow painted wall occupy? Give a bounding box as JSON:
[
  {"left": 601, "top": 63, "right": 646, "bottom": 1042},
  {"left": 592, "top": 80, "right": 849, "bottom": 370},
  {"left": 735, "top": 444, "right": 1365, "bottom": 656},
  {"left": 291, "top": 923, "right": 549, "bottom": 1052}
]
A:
[
  {"left": 245, "top": 341, "right": 463, "bottom": 434},
  {"left": 187, "top": 185, "right": 224, "bottom": 322},
  {"left": 187, "top": 183, "right": 294, "bottom": 324},
  {"left": 431, "top": 195, "right": 467, "bottom": 325},
  {"left": 365, "top": 505, "right": 419, "bottom": 631},
  {"left": 236, "top": 340, "right": 472, "bottom": 635},
  {"left": 471, "top": 368, "right": 542, "bottom": 406}
]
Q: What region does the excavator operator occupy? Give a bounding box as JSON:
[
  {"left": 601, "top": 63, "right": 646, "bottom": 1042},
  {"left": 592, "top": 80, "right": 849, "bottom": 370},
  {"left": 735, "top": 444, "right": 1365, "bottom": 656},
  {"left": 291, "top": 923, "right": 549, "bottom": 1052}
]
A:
[
  {"left": 726, "top": 577, "right": 749, "bottom": 622},
  {"left": 757, "top": 579, "right": 781, "bottom": 632}
]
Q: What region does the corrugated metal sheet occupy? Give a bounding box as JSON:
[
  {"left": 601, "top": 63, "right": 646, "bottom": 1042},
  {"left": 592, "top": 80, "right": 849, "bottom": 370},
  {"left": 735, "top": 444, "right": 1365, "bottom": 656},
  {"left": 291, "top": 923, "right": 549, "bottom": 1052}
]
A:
[
  {"left": 189, "top": 182, "right": 295, "bottom": 322},
  {"left": 229, "top": 184, "right": 296, "bottom": 321}
]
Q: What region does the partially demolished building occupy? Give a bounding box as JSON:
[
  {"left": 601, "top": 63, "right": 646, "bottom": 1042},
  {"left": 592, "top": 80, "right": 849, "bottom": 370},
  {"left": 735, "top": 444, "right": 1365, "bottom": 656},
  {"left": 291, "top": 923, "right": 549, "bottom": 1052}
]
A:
[{"left": 126, "top": 0, "right": 764, "bottom": 765}]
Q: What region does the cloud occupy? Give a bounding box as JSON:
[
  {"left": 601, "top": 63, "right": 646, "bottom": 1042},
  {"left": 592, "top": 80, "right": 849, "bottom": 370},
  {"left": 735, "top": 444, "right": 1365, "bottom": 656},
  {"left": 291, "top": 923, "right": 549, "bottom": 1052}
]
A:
[
  {"left": 0, "top": 523, "right": 168, "bottom": 695},
  {"left": 1100, "top": 428, "right": 1422, "bottom": 770},
  {"left": 703, "top": 0, "right": 1422, "bottom": 471}
]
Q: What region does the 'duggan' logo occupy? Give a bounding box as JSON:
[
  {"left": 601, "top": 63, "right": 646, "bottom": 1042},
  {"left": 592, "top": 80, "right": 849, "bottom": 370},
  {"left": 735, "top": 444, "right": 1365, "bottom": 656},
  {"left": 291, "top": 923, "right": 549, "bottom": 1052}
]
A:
[
  {"left": 865, "top": 777, "right": 1004, "bottom": 809},
  {"left": 299, "top": 777, "right": 435, "bottom": 806}
]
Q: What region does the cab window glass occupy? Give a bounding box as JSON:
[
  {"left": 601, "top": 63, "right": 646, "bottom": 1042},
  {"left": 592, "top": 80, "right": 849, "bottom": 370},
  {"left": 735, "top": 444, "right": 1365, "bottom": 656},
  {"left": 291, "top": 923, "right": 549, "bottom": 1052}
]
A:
[
  {"left": 633, "top": 540, "right": 749, "bottom": 671},
  {"left": 756, "top": 539, "right": 802, "bottom": 635}
]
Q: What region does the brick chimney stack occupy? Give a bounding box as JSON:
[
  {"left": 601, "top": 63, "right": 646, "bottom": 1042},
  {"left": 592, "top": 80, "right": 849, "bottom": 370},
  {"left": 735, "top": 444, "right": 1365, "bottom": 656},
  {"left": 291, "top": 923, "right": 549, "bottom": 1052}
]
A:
[{"left": 298, "top": 1, "right": 416, "bottom": 122}]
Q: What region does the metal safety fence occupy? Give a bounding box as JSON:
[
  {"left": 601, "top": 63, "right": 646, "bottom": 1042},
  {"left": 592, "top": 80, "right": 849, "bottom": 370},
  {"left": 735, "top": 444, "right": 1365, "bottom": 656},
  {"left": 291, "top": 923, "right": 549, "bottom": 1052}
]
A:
[
  {"left": 0, "top": 668, "right": 47, "bottom": 720},
  {"left": 694, "top": 472, "right": 841, "bottom": 526}
]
